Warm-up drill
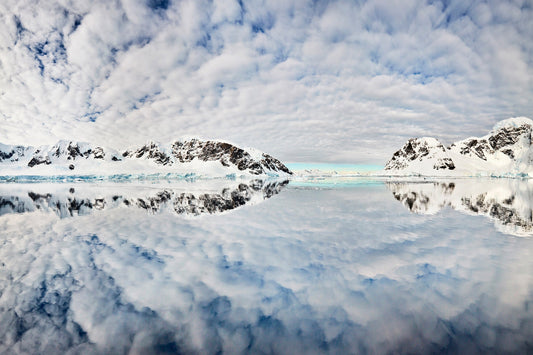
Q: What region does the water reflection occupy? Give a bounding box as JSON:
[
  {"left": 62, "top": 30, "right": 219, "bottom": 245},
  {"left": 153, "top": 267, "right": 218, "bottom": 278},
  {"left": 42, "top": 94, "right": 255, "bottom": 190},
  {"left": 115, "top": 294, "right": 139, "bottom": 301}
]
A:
[
  {"left": 0, "top": 179, "right": 288, "bottom": 218},
  {"left": 1, "top": 181, "right": 533, "bottom": 354},
  {"left": 386, "top": 179, "right": 533, "bottom": 236}
]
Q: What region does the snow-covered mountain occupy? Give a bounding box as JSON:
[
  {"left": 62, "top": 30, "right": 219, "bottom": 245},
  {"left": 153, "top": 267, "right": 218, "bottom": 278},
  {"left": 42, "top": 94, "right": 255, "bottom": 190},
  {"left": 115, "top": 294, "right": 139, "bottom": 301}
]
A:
[
  {"left": 0, "top": 139, "right": 292, "bottom": 177},
  {"left": 384, "top": 117, "right": 533, "bottom": 177},
  {"left": 387, "top": 180, "right": 533, "bottom": 237}
]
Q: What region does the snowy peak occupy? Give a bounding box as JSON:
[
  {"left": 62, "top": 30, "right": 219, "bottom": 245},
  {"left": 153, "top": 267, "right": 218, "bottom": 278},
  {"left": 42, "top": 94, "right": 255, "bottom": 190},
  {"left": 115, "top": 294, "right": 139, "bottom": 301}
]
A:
[
  {"left": 22, "top": 140, "right": 123, "bottom": 170},
  {"left": 0, "top": 143, "right": 30, "bottom": 163},
  {"left": 0, "top": 139, "right": 292, "bottom": 177},
  {"left": 27, "top": 141, "right": 120, "bottom": 168},
  {"left": 123, "top": 141, "right": 171, "bottom": 165},
  {"left": 385, "top": 137, "right": 455, "bottom": 171},
  {"left": 491, "top": 116, "right": 533, "bottom": 132},
  {"left": 453, "top": 118, "right": 532, "bottom": 161},
  {"left": 385, "top": 117, "right": 533, "bottom": 177},
  {"left": 122, "top": 139, "right": 292, "bottom": 175}
]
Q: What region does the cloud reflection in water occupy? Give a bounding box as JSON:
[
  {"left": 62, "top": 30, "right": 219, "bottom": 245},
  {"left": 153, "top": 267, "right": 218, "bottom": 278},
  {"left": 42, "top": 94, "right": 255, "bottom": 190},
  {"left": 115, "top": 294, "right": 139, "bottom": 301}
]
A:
[{"left": 0, "top": 180, "right": 532, "bottom": 354}]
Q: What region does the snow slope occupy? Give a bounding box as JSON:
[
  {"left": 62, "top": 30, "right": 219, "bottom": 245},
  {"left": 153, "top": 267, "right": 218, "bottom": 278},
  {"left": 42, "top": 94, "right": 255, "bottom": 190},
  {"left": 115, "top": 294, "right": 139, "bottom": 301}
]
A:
[
  {"left": 0, "top": 139, "right": 292, "bottom": 177},
  {"left": 384, "top": 117, "right": 533, "bottom": 177}
]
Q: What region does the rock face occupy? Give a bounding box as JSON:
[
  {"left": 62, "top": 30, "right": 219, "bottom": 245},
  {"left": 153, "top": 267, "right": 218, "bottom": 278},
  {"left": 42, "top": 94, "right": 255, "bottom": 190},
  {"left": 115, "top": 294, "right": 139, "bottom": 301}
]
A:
[
  {"left": 385, "top": 137, "right": 452, "bottom": 170},
  {"left": 0, "top": 139, "right": 292, "bottom": 176},
  {"left": 384, "top": 117, "right": 533, "bottom": 176},
  {"left": 122, "top": 139, "right": 292, "bottom": 175}
]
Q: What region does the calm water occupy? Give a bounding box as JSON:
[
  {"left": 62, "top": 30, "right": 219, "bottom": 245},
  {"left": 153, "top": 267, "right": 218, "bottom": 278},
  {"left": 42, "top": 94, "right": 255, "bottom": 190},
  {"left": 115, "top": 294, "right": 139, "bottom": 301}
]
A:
[
  {"left": 285, "top": 163, "right": 383, "bottom": 174},
  {"left": 0, "top": 178, "right": 532, "bottom": 354}
]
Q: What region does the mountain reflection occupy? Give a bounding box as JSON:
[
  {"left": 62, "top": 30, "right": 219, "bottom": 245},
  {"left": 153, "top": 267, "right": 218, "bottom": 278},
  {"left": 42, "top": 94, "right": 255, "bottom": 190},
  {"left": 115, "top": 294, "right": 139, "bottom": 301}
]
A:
[
  {"left": 0, "top": 179, "right": 288, "bottom": 218},
  {"left": 386, "top": 179, "right": 533, "bottom": 236}
]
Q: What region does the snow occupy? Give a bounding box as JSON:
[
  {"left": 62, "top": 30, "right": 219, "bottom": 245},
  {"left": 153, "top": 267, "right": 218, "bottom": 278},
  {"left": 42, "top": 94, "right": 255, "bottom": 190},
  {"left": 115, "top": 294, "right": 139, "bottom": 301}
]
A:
[
  {"left": 415, "top": 137, "right": 443, "bottom": 147},
  {"left": 383, "top": 117, "right": 533, "bottom": 178},
  {"left": 491, "top": 116, "right": 533, "bottom": 131},
  {"left": 0, "top": 139, "right": 291, "bottom": 178}
]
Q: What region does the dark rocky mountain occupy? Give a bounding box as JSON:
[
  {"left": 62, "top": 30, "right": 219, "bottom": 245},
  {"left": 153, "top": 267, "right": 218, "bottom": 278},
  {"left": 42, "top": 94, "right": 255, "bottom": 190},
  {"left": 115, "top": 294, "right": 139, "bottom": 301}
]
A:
[
  {"left": 385, "top": 137, "right": 452, "bottom": 171},
  {"left": 122, "top": 139, "right": 292, "bottom": 175}
]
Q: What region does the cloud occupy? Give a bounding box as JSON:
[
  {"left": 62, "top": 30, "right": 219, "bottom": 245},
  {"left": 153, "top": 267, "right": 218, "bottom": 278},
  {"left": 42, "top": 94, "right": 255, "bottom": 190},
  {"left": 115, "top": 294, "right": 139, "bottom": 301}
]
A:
[{"left": 0, "top": 0, "right": 532, "bottom": 164}]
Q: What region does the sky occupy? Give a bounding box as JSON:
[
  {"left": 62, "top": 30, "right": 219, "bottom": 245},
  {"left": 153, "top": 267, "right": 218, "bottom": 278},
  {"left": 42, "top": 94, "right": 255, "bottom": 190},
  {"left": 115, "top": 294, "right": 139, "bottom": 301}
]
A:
[{"left": 0, "top": 0, "right": 532, "bottom": 164}]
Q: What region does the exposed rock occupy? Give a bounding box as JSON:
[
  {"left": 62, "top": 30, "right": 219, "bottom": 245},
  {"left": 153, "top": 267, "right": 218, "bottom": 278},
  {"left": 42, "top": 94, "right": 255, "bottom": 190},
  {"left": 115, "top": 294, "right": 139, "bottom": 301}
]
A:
[
  {"left": 123, "top": 141, "right": 171, "bottom": 165},
  {"left": 385, "top": 137, "right": 448, "bottom": 170},
  {"left": 385, "top": 117, "right": 533, "bottom": 176},
  {"left": 0, "top": 145, "right": 27, "bottom": 162},
  {"left": 1, "top": 139, "right": 291, "bottom": 176},
  {"left": 433, "top": 158, "right": 455, "bottom": 170},
  {"left": 488, "top": 125, "right": 530, "bottom": 150},
  {"left": 459, "top": 138, "right": 492, "bottom": 160},
  {"left": 170, "top": 139, "right": 291, "bottom": 175},
  {"left": 28, "top": 155, "right": 51, "bottom": 167},
  {"left": 93, "top": 147, "right": 105, "bottom": 159}
]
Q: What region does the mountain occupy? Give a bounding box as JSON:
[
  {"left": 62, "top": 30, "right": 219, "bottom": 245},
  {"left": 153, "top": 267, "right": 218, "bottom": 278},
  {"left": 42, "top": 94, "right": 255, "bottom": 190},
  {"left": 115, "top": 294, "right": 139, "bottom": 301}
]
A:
[
  {"left": 386, "top": 180, "right": 533, "bottom": 237},
  {"left": 0, "top": 139, "right": 292, "bottom": 177},
  {"left": 384, "top": 117, "right": 533, "bottom": 177}
]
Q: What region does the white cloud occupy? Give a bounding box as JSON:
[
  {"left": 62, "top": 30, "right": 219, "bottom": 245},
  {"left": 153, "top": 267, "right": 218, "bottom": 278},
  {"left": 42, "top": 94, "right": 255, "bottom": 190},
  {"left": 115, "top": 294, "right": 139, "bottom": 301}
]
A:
[{"left": 0, "top": 0, "right": 531, "bottom": 164}]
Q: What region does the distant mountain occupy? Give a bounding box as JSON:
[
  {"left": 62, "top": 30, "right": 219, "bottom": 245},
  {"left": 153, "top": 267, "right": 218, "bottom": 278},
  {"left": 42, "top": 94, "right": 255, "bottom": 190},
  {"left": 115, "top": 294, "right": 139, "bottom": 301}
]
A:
[
  {"left": 384, "top": 117, "right": 533, "bottom": 177},
  {"left": 0, "top": 139, "right": 292, "bottom": 176}
]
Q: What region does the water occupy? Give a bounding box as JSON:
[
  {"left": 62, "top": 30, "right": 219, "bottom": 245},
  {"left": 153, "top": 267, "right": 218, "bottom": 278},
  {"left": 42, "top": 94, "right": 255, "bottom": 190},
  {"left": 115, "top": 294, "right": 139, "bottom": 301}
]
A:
[
  {"left": 285, "top": 163, "right": 383, "bottom": 174},
  {"left": 0, "top": 178, "right": 532, "bottom": 354}
]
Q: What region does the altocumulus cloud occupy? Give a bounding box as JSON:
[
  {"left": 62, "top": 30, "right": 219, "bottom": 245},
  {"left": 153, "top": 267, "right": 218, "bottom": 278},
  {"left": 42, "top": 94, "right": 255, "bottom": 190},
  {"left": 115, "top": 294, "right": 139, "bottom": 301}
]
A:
[{"left": 0, "top": 0, "right": 532, "bottom": 163}]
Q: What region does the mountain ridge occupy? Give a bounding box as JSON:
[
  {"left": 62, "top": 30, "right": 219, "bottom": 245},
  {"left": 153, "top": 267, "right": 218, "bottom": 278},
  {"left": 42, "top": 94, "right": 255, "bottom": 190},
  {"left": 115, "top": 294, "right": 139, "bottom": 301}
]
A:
[
  {"left": 0, "top": 139, "right": 292, "bottom": 177},
  {"left": 384, "top": 117, "right": 533, "bottom": 177}
]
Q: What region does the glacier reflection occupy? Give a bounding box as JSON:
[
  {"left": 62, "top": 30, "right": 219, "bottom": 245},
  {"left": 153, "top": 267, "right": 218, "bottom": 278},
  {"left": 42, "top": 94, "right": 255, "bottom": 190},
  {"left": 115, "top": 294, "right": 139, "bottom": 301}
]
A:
[
  {"left": 0, "top": 179, "right": 288, "bottom": 218},
  {"left": 387, "top": 179, "right": 533, "bottom": 237}
]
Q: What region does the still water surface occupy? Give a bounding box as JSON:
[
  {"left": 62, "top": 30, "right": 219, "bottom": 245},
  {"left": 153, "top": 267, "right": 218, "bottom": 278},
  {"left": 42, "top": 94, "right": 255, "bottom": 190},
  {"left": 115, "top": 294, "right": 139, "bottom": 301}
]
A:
[{"left": 0, "top": 178, "right": 532, "bottom": 354}]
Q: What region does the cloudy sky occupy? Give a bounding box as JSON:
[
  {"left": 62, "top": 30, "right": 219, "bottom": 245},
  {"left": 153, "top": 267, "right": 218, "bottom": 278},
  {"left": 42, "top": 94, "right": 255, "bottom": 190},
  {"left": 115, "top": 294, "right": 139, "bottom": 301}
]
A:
[{"left": 0, "top": 0, "right": 532, "bottom": 163}]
